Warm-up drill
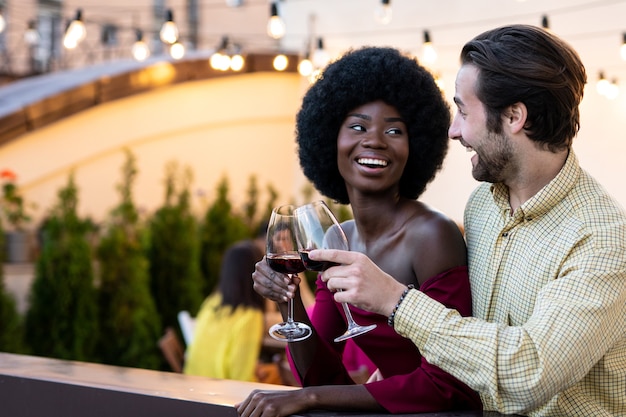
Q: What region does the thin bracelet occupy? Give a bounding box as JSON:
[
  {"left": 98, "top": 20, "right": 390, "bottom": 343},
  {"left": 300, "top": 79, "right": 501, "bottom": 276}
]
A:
[{"left": 387, "top": 284, "right": 415, "bottom": 327}]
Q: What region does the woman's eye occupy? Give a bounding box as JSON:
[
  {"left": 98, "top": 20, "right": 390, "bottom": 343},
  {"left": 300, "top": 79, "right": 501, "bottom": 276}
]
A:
[
  {"left": 349, "top": 124, "right": 365, "bottom": 132},
  {"left": 386, "top": 127, "right": 403, "bottom": 135}
]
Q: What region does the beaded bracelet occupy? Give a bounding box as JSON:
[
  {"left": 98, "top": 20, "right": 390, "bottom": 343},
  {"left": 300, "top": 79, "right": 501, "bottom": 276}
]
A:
[{"left": 387, "top": 284, "right": 415, "bottom": 327}]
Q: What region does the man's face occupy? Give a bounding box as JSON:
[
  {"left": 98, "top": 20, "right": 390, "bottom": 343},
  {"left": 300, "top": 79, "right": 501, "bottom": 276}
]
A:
[{"left": 449, "top": 64, "right": 514, "bottom": 184}]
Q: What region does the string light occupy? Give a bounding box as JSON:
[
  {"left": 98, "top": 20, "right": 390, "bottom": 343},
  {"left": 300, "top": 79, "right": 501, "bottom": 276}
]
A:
[
  {"left": 131, "top": 29, "right": 150, "bottom": 61},
  {"left": 621, "top": 33, "right": 626, "bottom": 61},
  {"left": 169, "top": 42, "right": 185, "bottom": 60},
  {"left": 210, "top": 36, "right": 246, "bottom": 71},
  {"left": 273, "top": 54, "right": 288, "bottom": 71},
  {"left": 541, "top": 15, "right": 550, "bottom": 30},
  {"left": 160, "top": 9, "right": 179, "bottom": 45},
  {"left": 0, "top": 7, "right": 6, "bottom": 34},
  {"left": 374, "top": 0, "right": 392, "bottom": 25},
  {"left": 312, "top": 37, "right": 330, "bottom": 69},
  {"left": 298, "top": 53, "right": 313, "bottom": 77},
  {"left": 24, "top": 20, "right": 40, "bottom": 46},
  {"left": 596, "top": 71, "right": 620, "bottom": 99},
  {"left": 267, "top": 2, "right": 286, "bottom": 40},
  {"left": 63, "top": 9, "right": 87, "bottom": 49},
  {"left": 421, "top": 30, "right": 437, "bottom": 67},
  {"left": 230, "top": 53, "right": 245, "bottom": 71}
]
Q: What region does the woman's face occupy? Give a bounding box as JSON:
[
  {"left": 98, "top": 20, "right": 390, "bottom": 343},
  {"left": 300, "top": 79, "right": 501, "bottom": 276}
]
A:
[
  {"left": 271, "top": 228, "right": 294, "bottom": 252},
  {"left": 337, "top": 100, "right": 409, "bottom": 197}
]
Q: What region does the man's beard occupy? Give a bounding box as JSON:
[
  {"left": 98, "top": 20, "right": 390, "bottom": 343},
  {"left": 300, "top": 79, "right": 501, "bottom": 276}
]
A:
[{"left": 471, "top": 130, "right": 513, "bottom": 184}]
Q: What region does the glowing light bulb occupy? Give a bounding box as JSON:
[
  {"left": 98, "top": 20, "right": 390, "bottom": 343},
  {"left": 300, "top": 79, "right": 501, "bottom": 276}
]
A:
[
  {"left": 132, "top": 30, "right": 150, "bottom": 62},
  {"left": 160, "top": 9, "right": 179, "bottom": 44},
  {"left": 132, "top": 41, "right": 150, "bottom": 61},
  {"left": 596, "top": 72, "right": 610, "bottom": 97},
  {"left": 267, "top": 3, "right": 285, "bottom": 40},
  {"left": 298, "top": 58, "right": 313, "bottom": 77},
  {"left": 273, "top": 54, "right": 288, "bottom": 71},
  {"left": 230, "top": 54, "right": 245, "bottom": 71},
  {"left": 312, "top": 38, "right": 330, "bottom": 69},
  {"left": 374, "top": 0, "right": 392, "bottom": 25},
  {"left": 169, "top": 42, "right": 185, "bottom": 60},
  {"left": 421, "top": 31, "right": 437, "bottom": 67}
]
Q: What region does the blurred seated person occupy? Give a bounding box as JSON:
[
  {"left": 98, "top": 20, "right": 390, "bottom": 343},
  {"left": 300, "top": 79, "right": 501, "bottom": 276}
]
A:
[{"left": 184, "top": 241, "right": 275, "bottom": 382}]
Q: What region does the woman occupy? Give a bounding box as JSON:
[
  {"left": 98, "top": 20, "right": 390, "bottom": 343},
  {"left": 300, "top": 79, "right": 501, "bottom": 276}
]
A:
[
  {"left": 237, "top": 47, "right": 482, "bottom": 415},
  {"left": 184, "top": 241, "right": 266, "bottom": 382}
]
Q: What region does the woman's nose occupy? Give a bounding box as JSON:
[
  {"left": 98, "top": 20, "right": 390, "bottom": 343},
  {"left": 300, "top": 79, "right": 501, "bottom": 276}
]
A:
[{"left": 362, "top": 130, "right": 387, "bottom": 148}]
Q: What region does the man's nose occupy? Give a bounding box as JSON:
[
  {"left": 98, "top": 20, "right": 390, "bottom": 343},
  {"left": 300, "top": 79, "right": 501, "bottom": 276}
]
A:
[{"left": 448, "top": 114, "right": 461, "bottom": 141}]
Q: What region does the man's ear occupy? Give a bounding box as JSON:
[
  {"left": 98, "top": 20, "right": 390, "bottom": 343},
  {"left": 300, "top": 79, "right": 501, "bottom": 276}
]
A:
[{"left": 504, "top": 102, "right": 527, "bottom": 134}]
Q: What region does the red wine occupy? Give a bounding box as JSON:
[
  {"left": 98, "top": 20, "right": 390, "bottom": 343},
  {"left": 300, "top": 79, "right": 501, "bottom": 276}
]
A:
[
  {"left": 267, "top": 253, "right": 306, "bottom": 274},
  {"left": 300, "top": 250, "right": 339, "bottom": 271}
]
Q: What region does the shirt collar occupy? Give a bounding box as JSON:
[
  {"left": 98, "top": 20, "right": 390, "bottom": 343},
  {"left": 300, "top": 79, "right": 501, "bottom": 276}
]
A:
[{"left": 490, "top": 150, "right": 580, "bottom": 220}]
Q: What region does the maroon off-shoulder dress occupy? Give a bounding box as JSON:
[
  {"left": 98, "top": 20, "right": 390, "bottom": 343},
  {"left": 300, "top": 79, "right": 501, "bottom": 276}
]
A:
[{"left": 288, "top": 265, "right": 482, "bottom": 413}]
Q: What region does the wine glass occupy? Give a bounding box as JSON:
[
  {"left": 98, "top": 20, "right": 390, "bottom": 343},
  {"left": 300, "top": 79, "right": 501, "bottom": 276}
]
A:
[
  {"left": 266, "top": 204, "right": 312, "bottom": 342},
  {"left": 294, "top": 201, "right": 376, "bottom": 342}
]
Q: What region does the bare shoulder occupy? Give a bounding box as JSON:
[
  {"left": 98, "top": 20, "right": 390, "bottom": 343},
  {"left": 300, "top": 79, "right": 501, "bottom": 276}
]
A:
[{"left": 404, "top": 201, "right": 467, "bottom": 282}]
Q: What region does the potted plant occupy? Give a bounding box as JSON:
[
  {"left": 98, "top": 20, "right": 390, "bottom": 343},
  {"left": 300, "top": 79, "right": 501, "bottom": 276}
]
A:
[{"left": 1, "top": 169, "right": 34, "bottom": 263}]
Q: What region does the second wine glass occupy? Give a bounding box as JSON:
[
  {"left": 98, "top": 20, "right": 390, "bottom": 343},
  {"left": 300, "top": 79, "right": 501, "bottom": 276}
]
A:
[{"left": 294, "top": 201, "right": 376, "bottom": 342}]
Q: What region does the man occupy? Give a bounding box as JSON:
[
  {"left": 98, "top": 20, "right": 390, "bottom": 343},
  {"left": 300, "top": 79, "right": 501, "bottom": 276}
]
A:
[{"left": 311, "top": 25, "right": 626, "bottom": 416}]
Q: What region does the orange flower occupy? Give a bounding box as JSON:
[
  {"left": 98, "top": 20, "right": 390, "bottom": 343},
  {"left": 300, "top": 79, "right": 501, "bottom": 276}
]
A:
[
  {"left": 1, "top": 169, "right": 31, "bottom": 230},
  {"left": 1, "top": 169, "right": 17, "bottom": 181}
]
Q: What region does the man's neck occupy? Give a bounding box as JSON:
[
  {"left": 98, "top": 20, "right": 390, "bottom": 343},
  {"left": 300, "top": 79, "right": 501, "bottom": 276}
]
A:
[{"left": 506, "top": 149, "right": 568, "bottom": 212}]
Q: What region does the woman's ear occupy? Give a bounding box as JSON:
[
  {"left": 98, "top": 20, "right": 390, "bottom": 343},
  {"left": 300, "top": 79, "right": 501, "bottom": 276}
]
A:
[{"left": 504, "top": 102, "right": 527, "bottom": 134}]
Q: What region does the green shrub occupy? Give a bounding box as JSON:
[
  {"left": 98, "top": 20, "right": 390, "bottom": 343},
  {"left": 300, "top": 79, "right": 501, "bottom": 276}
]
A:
[
  {"left": 198, "top": 176, "right": 250, "bottom": 295},
  {"left": 25, "top": 174, "right": 98, "bottom": 361},
  {"left": 96, "top": 150, "right": 162, "bottom": 369},
  {"left": 0, "top": 221, "right": 26, "bottom": 353},
  {"left": 148, "top": 162, "right": 204, "bottom": 331}
]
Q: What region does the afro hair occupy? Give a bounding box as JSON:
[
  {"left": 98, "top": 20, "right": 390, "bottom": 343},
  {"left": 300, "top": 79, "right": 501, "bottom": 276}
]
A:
[{"left": 296, "top": 46, "right": 451, "bottom": 204}]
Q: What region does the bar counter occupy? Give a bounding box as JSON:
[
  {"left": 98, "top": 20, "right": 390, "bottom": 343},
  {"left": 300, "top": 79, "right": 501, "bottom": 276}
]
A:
[{"left": 0, "top": 352, "right": 520, "bottom": 417}]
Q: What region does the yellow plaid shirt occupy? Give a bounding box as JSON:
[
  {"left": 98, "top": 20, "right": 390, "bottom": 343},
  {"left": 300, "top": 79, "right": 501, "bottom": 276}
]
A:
[{"left": 395, "top": 151, "right": 626, "bottom": 416}]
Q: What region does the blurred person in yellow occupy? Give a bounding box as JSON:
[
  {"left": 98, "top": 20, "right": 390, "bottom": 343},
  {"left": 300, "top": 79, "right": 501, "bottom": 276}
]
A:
[{"left": 184, "top": 240, "right": 269, "bottom": 382}]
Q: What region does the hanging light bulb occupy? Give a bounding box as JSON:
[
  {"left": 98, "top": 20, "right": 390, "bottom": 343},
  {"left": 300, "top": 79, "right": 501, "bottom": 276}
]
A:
[
  {"left": 541, "top": 15, "right": 550, "bottom": 31},
  {"left": 230, "top": 53, "right": 245, "bottom": 71},
  {"left": 0, "top": 8, "right": 6, "bottom": 34},
  {"left": 267, "top": 2, "right": 286, "bottom": 40},
  {"left": 421, "top": 30, "right": 437, "bottom": 67},
  {"left": 597, "top": 71, "right": 610, "bottom": 97},
  {"left": 24, "top": 20, "right": 40, "bottom": 46},
  {"left": 621, "top": 33, "right": 626, "bottom": 61},
  {"left": 169, "top": 42, "right": 185, "bottom": 60},
  {"left": 132, "top": 29, "right": 150, "bottom": 61},
  {"left": 160, "top": 9, "right": 179, "bottom": 44},
  {"left": 63, "top": 9, "right": 86, "bottom": 49},
  {"left": 273, "top": 54, "right": 289, "bottom": 71},
  {"left": 374, "top": 0, "right": 392, "bottom": 25},
  {"left": 312, "top": 37, "right": 330, "bottom": 69},
  {"left": 298, "top": 53, "right": 313, "bottom": 77}
]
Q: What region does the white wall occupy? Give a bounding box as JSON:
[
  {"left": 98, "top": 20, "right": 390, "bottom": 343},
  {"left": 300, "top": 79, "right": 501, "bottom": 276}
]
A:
[{"left": 0, "top": 72, "right": 313, "bottom": 224}]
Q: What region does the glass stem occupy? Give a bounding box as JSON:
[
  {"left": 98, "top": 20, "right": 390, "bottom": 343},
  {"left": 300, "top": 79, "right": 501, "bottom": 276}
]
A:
[
  {"left": 286, "top": 274, "right": 295, "bottom": 324},
  {"left": 342, "top": 302, "right": 357, "bottom": 328}
]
